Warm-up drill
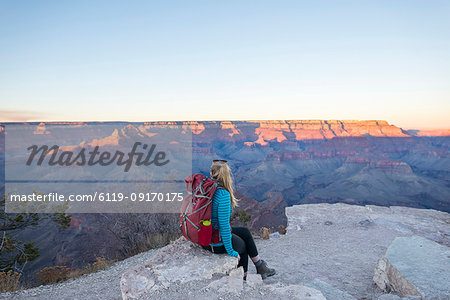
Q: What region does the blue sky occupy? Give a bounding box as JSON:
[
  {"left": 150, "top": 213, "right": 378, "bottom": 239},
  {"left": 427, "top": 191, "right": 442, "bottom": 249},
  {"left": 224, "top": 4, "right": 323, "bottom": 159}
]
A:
[{"left": 0, "top": 0, "right": 449, "bottom": 129}]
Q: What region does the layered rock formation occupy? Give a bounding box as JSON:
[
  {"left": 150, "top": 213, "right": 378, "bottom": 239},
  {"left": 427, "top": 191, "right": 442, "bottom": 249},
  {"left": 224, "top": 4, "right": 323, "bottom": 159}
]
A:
[
  {"left": 244, "top": 120, "right": 409, "bottom": 145},
  {"left": 406, "top": 129, "right": 450, "bottom": 137},
  {"left": 186, "top": 120, "right": 415, "bottom": 146}
]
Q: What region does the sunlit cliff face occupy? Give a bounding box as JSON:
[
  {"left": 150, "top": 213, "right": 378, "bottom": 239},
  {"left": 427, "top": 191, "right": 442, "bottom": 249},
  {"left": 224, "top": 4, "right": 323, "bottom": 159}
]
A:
[{"left": 22, "top": 120, "right": 447, "bottom": 149}]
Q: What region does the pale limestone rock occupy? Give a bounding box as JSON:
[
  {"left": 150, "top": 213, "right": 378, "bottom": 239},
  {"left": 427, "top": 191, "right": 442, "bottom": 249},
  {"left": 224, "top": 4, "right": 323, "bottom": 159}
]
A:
[
  {"left": 206, "top": 266, "right": 244, "bottom": 294},
  {"left": 269, "top": 232, "right": 281, "bottom": 239},
  {"left": 374, "top": 257, "right": 419, "bottom": 295},
  {"left": 120, "top": 236, "right": 238, "bottom": 299},
  {"left": 263, "top": 282, "right": 326, "bottom": 300},
  {"left": 304, "top": 278, "right": 357, "bottom": 300},
  {"left": 377, "top": 295, "right": 421, "bottom": 300},
  {"left": 377, "top": 294, "right": 401, "bottom": 300},
  {"left": 120, "top": 271, "right": 155, "bottom": 298},
  {"left": 373, "top": 236, "right": 450, "bottom": 299},
  {"left": 245, "top": 274, "right": 263, "bottom": 288}
]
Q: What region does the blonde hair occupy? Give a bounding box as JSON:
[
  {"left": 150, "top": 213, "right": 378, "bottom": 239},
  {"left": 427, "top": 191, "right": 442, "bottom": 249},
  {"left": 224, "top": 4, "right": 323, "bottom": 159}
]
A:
[{"left": 210, "top": 161, "right": 239, "bottom": 208}]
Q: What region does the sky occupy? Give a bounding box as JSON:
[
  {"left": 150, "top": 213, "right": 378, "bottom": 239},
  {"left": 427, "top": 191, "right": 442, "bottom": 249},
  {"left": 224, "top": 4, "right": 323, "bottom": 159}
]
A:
[{"left": 0, "top": 0, "right": 449, "bottom": 129}]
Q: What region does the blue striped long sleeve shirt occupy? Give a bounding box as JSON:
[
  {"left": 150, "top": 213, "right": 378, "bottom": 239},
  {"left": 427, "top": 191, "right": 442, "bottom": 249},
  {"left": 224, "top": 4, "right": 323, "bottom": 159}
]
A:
[{"left": 210, "top": 188, "right": 239, "bottom": 258}]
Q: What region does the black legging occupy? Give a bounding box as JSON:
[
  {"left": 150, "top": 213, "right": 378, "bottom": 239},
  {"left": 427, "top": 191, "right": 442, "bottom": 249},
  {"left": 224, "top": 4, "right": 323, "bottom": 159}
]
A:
[{"left": 202, "top": 226, "right": 258, "bottom": 273}]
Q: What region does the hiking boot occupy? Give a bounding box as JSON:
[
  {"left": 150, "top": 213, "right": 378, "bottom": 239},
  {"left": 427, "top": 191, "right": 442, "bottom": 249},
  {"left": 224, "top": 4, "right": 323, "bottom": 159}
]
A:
[{"left": 256, "top": 260, "right": 276, "bottom": 279}]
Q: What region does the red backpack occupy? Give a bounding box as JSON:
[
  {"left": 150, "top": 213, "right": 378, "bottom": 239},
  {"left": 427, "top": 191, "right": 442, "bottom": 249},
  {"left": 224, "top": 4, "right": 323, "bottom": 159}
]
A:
[{"left": 179, "top": 174, "right": 229, "bottom": 246}]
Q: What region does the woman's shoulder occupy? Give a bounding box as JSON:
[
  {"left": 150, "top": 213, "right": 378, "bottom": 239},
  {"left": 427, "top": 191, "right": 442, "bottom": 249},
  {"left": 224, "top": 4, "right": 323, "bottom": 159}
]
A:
[{"left": 213, "top": 187, "right": 230, "bottom": 198}]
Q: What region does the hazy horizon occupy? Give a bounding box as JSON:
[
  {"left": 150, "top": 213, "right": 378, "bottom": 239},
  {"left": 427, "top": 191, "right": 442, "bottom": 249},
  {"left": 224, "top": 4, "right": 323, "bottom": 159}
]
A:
[{"left": 0, "top": 116, "right": 448, "bottom": 131}]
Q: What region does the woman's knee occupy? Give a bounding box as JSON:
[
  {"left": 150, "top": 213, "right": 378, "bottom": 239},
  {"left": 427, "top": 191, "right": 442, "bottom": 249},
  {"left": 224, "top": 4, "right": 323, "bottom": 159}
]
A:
[
  {"left": 231, "top": 234, "right": 246, "bottom": 254},
  {"left": 242, "top": 227, "right": 251, "bottom": 237},
  {"left": 233, "top": 226, "right": 252, "bottom": 239}
]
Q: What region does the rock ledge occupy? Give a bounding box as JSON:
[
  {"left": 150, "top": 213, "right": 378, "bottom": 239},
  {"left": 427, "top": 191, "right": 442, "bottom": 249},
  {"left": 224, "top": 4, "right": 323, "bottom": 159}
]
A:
[{"left": 120, "top": 236, "right": 238, "bottom": 299}]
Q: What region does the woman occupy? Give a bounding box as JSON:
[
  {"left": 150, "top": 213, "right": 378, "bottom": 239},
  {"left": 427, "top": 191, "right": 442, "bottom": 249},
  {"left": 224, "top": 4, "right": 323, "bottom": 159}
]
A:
[{"left": 201, "top": 159, "right": 276, "bottom": 280}]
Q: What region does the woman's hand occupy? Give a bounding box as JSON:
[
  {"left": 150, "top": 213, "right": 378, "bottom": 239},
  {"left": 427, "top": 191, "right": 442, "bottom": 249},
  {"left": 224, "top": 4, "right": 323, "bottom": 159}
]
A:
[{"left": 237, "top": 254, "right": 241, "bottom": 262}]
